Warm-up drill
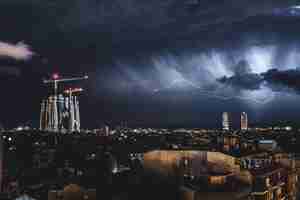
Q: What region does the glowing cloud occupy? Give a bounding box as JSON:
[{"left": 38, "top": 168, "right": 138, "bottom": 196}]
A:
[
  {"left": 290, "top": 5, "right": 300, "bottom": 9},
  {"left": 244, "top": 46, "right": 276, "bottom": 74},
  {"left": 99, "top": 41, "right": 300, "bottom": 108},
  {"left": 0, "top": 41, "right": 34, "bottom": 60}
]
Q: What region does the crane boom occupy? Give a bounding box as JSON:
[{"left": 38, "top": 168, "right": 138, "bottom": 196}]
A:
[
  {"left": 64, "top": 88, "right": 84, "bottom": 94},
  {"left": 43, "top": 75, "right": 88, "bottom": 84},
  {"left": 43, "top": 74, "right": 88, "bottom": 96}
]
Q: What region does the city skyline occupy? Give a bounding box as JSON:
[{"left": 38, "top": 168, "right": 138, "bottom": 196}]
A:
[
  {"left": 1, "top": 1, "right": 300, "bottom": 128},
  {"left": 2, "top": 2, "right": 300, "bottom": 200}
]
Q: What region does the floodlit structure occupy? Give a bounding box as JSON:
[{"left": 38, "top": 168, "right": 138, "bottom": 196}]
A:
[
  {"left": 40, "top": 74, "right": 87, "bottom": 132},
  {"left": 241, "top": 112, "right": 248, "bottom": 131},
  {"left": 222, "top": 112, "right": 230, "bottom": 131}
]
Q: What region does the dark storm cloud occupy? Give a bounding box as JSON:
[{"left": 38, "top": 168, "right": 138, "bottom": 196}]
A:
[
  {"left": 70, "top": 0, "right": 297, "bottom": 39},
  {"left": 62, "top": 0, "right": 299, "bottom": 30},
  {"left": 0, "top": 66, "right": 21, "bottom": 77},
  {"left": 232, "top": 60, "right": 252, "bottom": 75},
  {"left": 217, "top": 60, "right": 263, "bottom": 90},
  {"left": 0, "top": 0, "right": 299, "bottom": 50},
  {"left": 263, "top": 68, "right": 300, "bottom": 92},
  {"left": 0, "top": 0, "right": 299, "bottom": 57},
  {"left": 218, "top": 67, "right": 300, "bottom": 93},
  {"left": 15, "top": 0, "right": 293, "bottom": 55},
  {"left": 218, "top": 74, "right": 263, "bottom": 91}
]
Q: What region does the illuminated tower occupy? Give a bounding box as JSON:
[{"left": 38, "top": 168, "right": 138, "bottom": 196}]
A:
[
  {"left": 222, "top": 112, "right": 230, "bottom": 131},
  {"left": 105, "top": 125, "right": 110, "bottom": 136},
  {"left": 53, "top": 95, "right": 59, "bottom": 131},
  {"left": 58, "top": 94, "right": 65, "bottom": 130},
  {"left": 45, "top": 96, "right": 59, "bottom": 132},
  {"left": 44, "top": 99, "right": 49, "bottom": 130},
  {"left": 69, "top": 96, "right": 75, "bottom": 133},
  {"left": 64, "top": 88, "right": 83, "bottom": 133},
  {"left": 39, "top": 100, "right": 46, "bottom": 130},
  {"left": 241, "top": 112, "right": 248, "bottom": 131},
  {"left": 74, "top": 96, "right": 80, "bottom": 132},
  {"left": 47, "top": 96, "right": 53, "bottom": 131}
]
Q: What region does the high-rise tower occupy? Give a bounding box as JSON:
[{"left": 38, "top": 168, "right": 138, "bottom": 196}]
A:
[
  {"left": 39, "top": 100, "right": 46, "bottom": 130},
  {"left": 222, "top": 112, "right": 230, "bottom": 130},
  {"left": 241, "top": 112, "right": 248, "bottom": 131}
]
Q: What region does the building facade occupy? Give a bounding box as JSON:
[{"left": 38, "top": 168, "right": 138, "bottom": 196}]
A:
[
  {"left": 241, "top": 112, "right": 248, "bottom": 131},
  {"left": 222, "top": 112, "right": 230, "bottom": 131}
]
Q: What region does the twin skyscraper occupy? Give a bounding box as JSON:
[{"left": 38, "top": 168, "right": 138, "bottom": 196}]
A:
[{"left": 222, "top": 112, "right": 248, "bottom": 131}]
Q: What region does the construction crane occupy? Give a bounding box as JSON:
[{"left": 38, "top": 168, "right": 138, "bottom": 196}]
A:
[
  {"left": 41, "top": 73, "right": 88, "bottom": 133},
  {"left": 63, "top": 87, "right": 84, "bottom": 96},
  {"left": 43, "top": 73, "right": 88, "bottom": 96}
]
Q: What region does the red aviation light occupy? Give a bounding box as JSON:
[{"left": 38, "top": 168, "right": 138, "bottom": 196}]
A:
[{"left": 52, "top": 73, "right": 59, "bottom": 80}]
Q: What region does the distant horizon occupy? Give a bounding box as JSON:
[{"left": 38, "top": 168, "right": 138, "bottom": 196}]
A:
[{"left": 3, "top": 118, "right": 300, "bottom": 130}]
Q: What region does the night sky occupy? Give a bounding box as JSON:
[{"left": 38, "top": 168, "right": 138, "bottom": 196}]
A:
[{"left": 1, "top": 0, "right": 300, "bottom": 128}]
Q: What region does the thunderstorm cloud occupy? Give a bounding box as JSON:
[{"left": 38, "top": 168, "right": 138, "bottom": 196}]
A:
[{"left": 2, "top": 0, "right": 300, "bottom": 126}]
